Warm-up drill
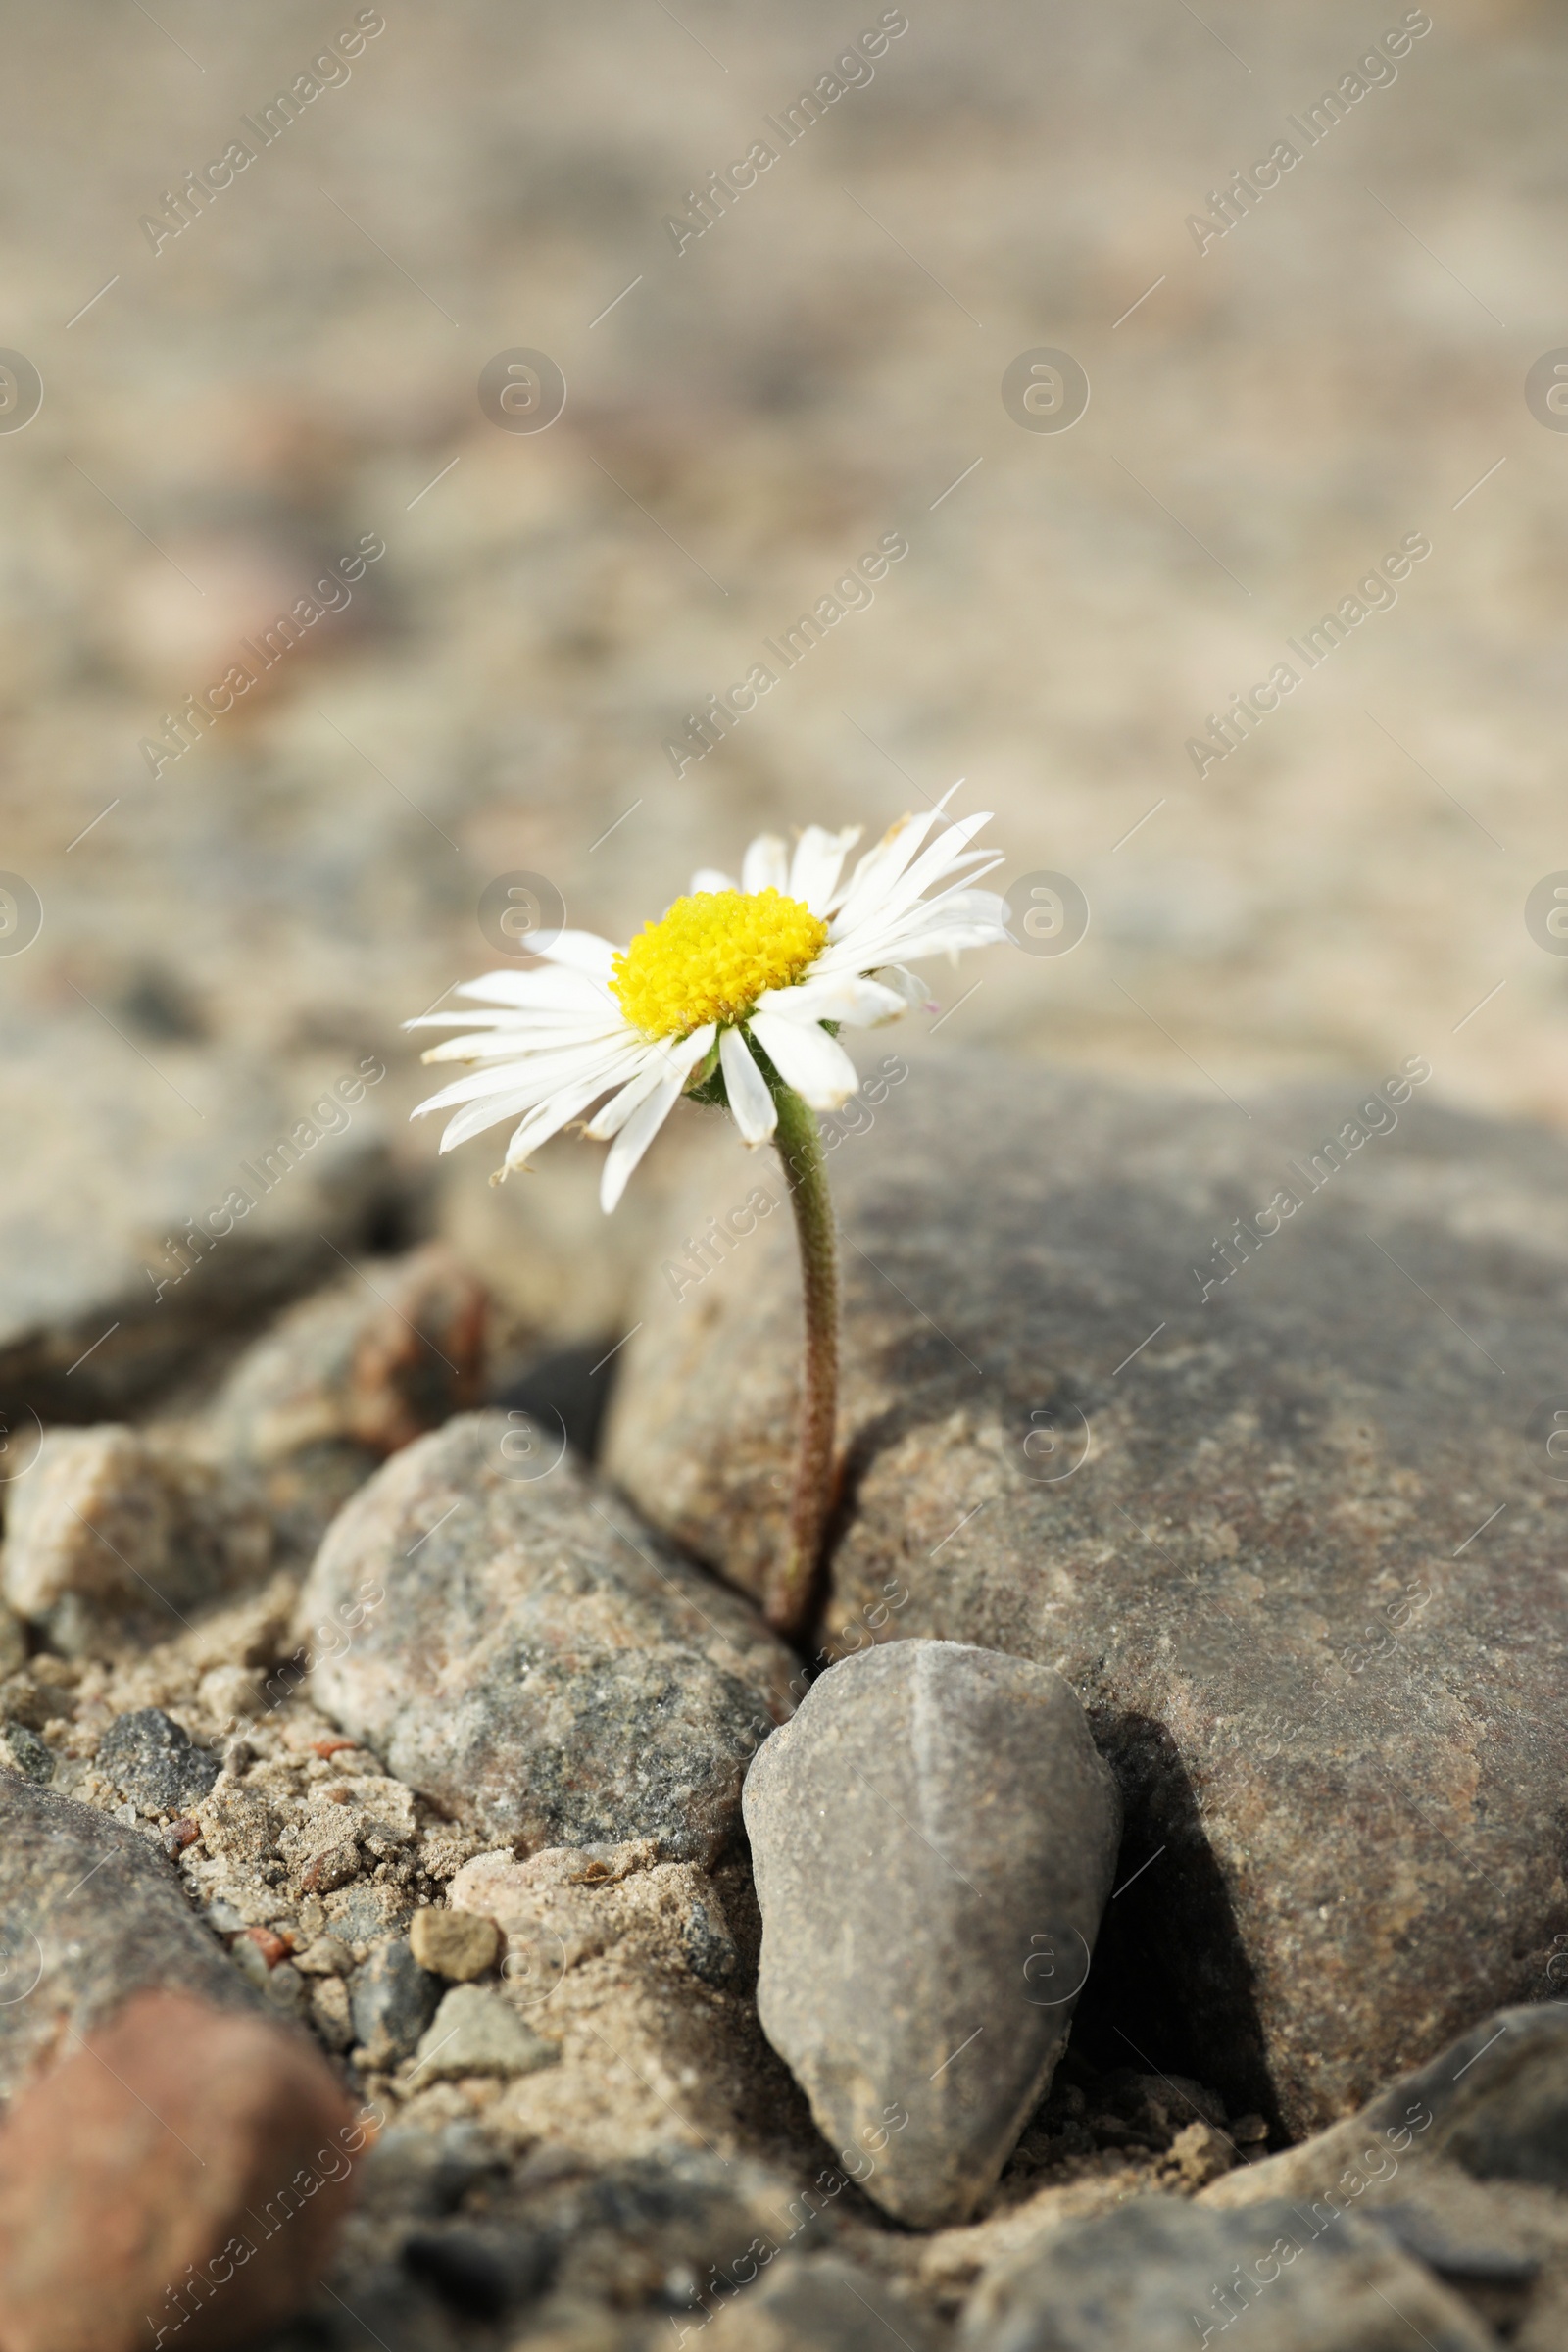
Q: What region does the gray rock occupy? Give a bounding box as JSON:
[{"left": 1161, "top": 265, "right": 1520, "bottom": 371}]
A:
[
  {"left": 2, "top": 1428, "right": 272, "bottom": 1655},
  {"left": 0, "top": 1719, "right": 53, "bottom": 1784},
  {"left": 680, "top": 1884, "right": 740, "bottom": 1989},
  {"left": 743, "top": 1641, "right": 1121, "bottom": 2228},
  {"left": 192, "top": 1242, "right": 488, "bottom": 1560},
  {"left": 409, "top": 1984, "right": 559, "bottom": 2082},
  {"left": 401, "top": 2221, "right": 556, "bottom": 2320},
  {"left": 298, "top": 1413, "right": 797, "bottom": 1867},
  {"left": 962, "top": 2195, "right": 1494, "bottom": 2352},
  {"left": 0, "top": 1776, "right": 253, "bottom": 2096},
  {"left": 704, "top": 2253, "right": 944, "bottom": 2350},
  {"left": 0, "top": 1013, "right": 398, "bottom": 1431},
  {"left": 1203, "top": 2003, "right": 1568, "bottom": 2207},
  {"left": 606, "top": 1053, "right": 1568, "bottom": 2133},
  {"left": 96, "top": 1706, "right": 221, "bottom": 1816},
  {"left": 350, "top": 1936, "right": 442, "bottom": 2068},
  {"left": 359, "top": 2119, "right": 502, "bottom": 2217}
]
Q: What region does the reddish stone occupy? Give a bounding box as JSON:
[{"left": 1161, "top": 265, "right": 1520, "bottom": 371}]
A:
[
  {"left": 0, "top": 1988, "right": 363, "bottom": 2352},
  {"left": 308, "top": 1737, "right": 358, "bottom": 1760},
  {"left": 160, "top": 1817, "right": 200, "bottom": 1857},
  {"left": 239, "top": 1926, "right": 293, "bottom": 1969}
]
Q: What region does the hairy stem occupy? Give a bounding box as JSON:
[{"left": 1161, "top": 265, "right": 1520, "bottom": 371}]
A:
[{"left": 763, "top": 1079, "right": 840, "bottom": 1638}]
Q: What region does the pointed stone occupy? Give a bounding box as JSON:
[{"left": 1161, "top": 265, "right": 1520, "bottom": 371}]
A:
[{"left": 742, "top": 1639, "right": 1120, "bottom": 2228}]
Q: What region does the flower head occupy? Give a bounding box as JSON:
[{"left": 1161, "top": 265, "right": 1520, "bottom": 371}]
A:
[{"left": 409, "top": 785, "right": 1009, "bottom": 1211}]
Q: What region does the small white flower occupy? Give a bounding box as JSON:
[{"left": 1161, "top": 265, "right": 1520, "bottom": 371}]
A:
[{"left": 409, "top": 785, "right": 1008, "bottom": 1211}]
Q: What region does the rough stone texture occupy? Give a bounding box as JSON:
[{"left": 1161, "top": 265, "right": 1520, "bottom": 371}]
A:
[
  {"left": 2, "top": 1427, "right": 273, "bottom": 1655},
  {"left": 192, "top": 1243, "right": 488, "bottom": 1558},
  {"left": 350, "top": 1937, "right": 441, "bottom": 2070},
  {"left": 434, "top": 1841, "right": 816, "bottom": 2171},
  {"left": 0, "top": 1719, "right": 53, "bottom": 1784},
  {"left": 298, "top": 1413, "right": 798, "bottom": 1865},
  {"left": 0, "top": 1987, "right": 359, "bottom": 2352},
  {"left": 449, "top": 1840, "right": 744, "bottom": 1998},
  {"left": 0, "top": 1017, "right": 399, "bottom": 1433},
  {"left": 96, "top": 1705, "right": 222, "bottom": 1816},
  {"left": 1203, "top": 2005, "right": 1568, "bottom": 2209},
  {"left": 410, "top": 1984, "right": 559, "bottom": 2082},
  {"left": 704, "top": 2253, "right": 946, "bottom": 2350},
  {"left": 743, "top": 1642, "right": 1121, "bottom": 2229},
  {"left": 607, "top": 1056, "right": 1568, "bottom": 2134},
  {"left": 961, "top": 2195, "right": 1494, "bottom": 2352},
  {"left": 0, "top": 1776, "right": 252, "bottom": 2097},
  {"left": 1198, "top": 2009, "right": 1568, "bottom": 2350},
  {"left": 409, "top": 1904, "right": 499, "bottom": 1982}
]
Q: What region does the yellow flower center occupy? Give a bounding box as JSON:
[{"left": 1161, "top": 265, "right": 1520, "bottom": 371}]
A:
[{"left": 611, "top": 888, "right": 828, "bottom": 1040}]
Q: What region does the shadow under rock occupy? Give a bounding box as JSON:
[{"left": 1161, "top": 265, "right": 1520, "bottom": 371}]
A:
[
  {"left": 490, "top": 1338, "right": 618, "bottom": 1463},
  {"left": 1069, "top": 1713, "right": 1284, "bottom": 2141}
]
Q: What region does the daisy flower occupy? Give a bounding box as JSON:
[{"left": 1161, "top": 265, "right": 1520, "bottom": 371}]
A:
[{"left": 408, "top": 785, "right": 1009, "bottom": 1631}]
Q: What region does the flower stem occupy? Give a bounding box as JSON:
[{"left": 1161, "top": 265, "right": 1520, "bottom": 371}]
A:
[{"left": 764, "top": 1079, "right": 840, "bottom": 1638}]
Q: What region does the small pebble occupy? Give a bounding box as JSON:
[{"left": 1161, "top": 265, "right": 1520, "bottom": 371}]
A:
[
  {"left": 98, "top": 1707, "right": 220, "bottom": 1816},
  {"left": 160, "top": 1817, "right": 199, "bottom": 1857},
  {"left": 409, "top": 1905, "right": 499, "bottom": 1983},
  {"left": 408, "top": 1985, "right": 558, "bottom": 2082},
  {"left": 263, "top": 1961, "right": 306, "bottom": 2016},
  {"left": 311, "top": 1976, "right": 355, "bottom": 2051},
  {"left": 0, "top": 1720, "right": 54, "bottom": 1785},
  {"left": 350, "top": 1937, "right": 441, "bottom": 2068},
  {"left": 240, "top": 1926, "right": 293, "bottom": 1970},
  {"left": 302, "top": 1840, "right": 361, "bottom": 1894},
  {"left": 294, "top": 1935, "right": 355, "bottom": 1978},
  {"left": 230, "top": 1936, "right": 270, "bottom": 1990}
]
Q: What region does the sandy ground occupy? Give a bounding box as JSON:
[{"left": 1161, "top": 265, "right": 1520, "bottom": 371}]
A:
[{"left": 1, "top": 0, "right": 1565, "bottom": 1176}]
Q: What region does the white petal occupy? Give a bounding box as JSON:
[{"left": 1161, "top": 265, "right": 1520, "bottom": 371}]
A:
[
  {"left": 819, "top": 863, "right": 1006, "bottom": 975},
  {"left": 538, "top": 929, "right": 618, "bottom": 977},
  {"left": 829, "top": 784, "right": 963, "bottom": 930},
  {"left": 788, "top": 825, "right": 861, "bottom": 916},
  {"left": 448, "top": 966, "right": 613, "bottom": 1013},
  {"left": 414, "top": 1035, "right": 638, "bottom": 1116},
  {"left": 840, "top": 813, "right": 997, "bottom": 941},
  {"left": 689, "top": 866, "right": 737, "bottom": 896},
  {"left": 418, "top": 1018, "right": 616, "bottom": 1064},
  {"left": 582, "top": 1059, "right": 665, "bottom": 1140},
  {"left": 433, "top": 1047, "right": 645, "bottom": 1152},
  {"left": 748, "top": 1011, "right": 859, "bottom": 1109},
  {"left": 720, "top": 1027, "right": 778, "bottom": 1145},
  {"left": 874, "top": 963, "right": 938, "bottom": 1011},
  {"left": 830, "top": 810, "right": 937, "bottom": 931},
  {"left": 598, "top": 1025, "right": 716, "bottom": 1213},
  {"left": 871, "top": 918, "right": 1011, "bottom": 964},
  {"left": 741, "top": 834, "right": 790, "bottom": 895},
  {"left": 600, "top": 1081, "right": 683, "bottom": 1213},
  {"left": 503, "top": 1079, "right": 614, "bottom": 1171},
  {"left": 756, "top": 973, "right": 906, "bottom": 1028}
]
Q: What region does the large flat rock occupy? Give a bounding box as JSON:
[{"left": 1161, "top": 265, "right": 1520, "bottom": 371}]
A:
[{"left": 604, "top": 1052, "right": 1568, "bottom": 2135}]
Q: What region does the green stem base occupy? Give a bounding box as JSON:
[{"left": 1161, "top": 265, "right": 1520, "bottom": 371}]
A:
[{"left": 762, "top": 1080, "right": 840, "bottom": 1638}]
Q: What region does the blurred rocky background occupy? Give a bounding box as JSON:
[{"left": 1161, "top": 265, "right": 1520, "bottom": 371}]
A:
[{"left": 1, "top": 0, "right": 1564, "bottom": 1379}]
